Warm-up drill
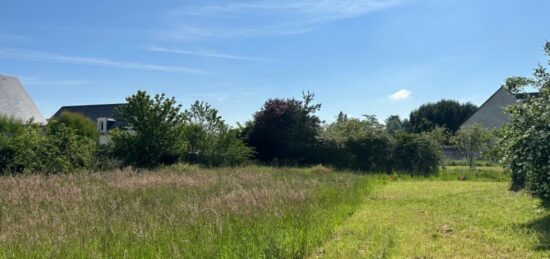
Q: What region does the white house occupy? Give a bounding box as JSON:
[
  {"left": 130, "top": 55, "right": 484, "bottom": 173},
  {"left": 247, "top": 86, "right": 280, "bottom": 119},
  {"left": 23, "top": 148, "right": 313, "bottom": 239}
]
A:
[{"left": 52, "top": 104, "right": 125, "bottom": 144}]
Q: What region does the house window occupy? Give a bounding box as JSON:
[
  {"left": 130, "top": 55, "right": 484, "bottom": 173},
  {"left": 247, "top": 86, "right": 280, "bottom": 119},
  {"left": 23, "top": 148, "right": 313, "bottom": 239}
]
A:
[{"left": 100, "top": 121, "right": 105, "bottom": 132}]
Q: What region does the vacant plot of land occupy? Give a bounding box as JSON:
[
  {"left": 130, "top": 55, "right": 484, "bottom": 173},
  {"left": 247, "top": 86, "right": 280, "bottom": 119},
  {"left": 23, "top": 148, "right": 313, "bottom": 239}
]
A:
[
  {"left": 315, "top": 180, "right": 550, "bottom": 258},
  {"left": 0, "top": 165, "right": 374, "bottom": 258}
]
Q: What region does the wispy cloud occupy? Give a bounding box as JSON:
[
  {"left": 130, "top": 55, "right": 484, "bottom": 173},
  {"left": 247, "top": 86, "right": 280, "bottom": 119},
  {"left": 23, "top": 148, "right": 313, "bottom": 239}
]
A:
[
  {"left": 0, "top": 32, "right": 31, "bottom": 44},
  {"left": 389, "top": 89, "right": 411, "bottom": 101},
  {"left": 146, "top": 46, "right": 271, "bottom": 61},
  {"left": 0, "top": 47, "right": 209, "bottom": 74},
  {"left": 164, "top": 0, "right": 406, "bottom": 40},
  {"left": 20, "top": 76, "right": 93, "bottom": 86}
]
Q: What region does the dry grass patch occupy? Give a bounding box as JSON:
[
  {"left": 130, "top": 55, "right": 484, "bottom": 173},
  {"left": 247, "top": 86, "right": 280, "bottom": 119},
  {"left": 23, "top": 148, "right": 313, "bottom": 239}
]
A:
[{"left": 0, "top": 165, "right": 374, "bottom": 258}]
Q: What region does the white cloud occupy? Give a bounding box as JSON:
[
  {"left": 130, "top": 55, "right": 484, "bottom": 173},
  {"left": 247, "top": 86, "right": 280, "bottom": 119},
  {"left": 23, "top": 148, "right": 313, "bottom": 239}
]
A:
[
  {"left": 145, "top": 46, "right": 271, "bottom": 61},
  {"left": 389, "top": 89, "right": 411, "bottom": 101},
  {"left": 0, "top": 47, "right": 209, "bottom": 74}
]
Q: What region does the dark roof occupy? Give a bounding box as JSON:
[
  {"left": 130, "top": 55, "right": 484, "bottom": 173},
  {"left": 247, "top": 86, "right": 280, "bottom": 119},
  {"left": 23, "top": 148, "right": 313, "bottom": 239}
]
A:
[
  {"left": 51, "top": 104, "right": 125, "bottom": 128},
  {"left": 515, "top": 92, "right": 540, "bottom": 99}
]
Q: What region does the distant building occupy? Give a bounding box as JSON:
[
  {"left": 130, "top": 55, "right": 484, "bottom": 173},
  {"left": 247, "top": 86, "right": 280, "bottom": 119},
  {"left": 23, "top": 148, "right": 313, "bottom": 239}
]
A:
[
  {"left": 461, "top": 87, "right": 538, "bottom": 129},
  {"left": 52, "top": 104, "right": 125, "bottom": 144},
  {"left": 0, "top": 74, "right": 45, "bottom": 123}
]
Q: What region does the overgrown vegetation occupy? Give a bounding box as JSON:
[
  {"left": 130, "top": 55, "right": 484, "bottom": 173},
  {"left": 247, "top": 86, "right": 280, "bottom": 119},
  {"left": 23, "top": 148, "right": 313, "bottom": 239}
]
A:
[
  {"left": 0, "top": 115, "right": 96, "bottom": 174},
  {"left": 500, "top": 41, "right": 550, "bottom": 198},
  {"left": 453, "top": 123, "right": 493, "bottom": 170},
  {"left": 0, "top": 165, "right": 374, "bottom": 258}
]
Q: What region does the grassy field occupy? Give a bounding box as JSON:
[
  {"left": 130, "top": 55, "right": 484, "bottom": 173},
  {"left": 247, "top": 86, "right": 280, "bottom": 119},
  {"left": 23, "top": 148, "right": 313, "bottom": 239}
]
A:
[
  {"left": 0, "top": 165, "right": 547, "bottom": 258},
  {"left": 0, "top": 165, "right": 375, "bottom": 258},
  {"left": 315, "top": 178, "right": 550, "bottom": 258}
]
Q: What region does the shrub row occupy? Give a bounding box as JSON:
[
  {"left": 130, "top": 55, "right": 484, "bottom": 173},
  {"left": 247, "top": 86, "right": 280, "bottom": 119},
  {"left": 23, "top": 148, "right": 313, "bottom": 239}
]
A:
[
  {"left": 314, "top": 132, "right": 441, "bottom": 175},
  {"left": 0, "top": 117, "right": 96, "bottom": 174}
]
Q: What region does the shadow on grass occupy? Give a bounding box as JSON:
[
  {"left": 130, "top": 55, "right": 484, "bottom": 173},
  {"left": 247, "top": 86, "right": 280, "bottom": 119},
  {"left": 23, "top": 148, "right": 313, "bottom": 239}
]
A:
[{"left": 523, "top": 199, "right": 550, "bottom": 251}]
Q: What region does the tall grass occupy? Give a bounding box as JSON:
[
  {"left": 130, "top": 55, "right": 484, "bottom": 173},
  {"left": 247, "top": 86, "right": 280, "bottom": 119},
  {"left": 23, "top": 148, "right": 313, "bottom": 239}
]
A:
[{"left": 0, "top": 165, "right": 375, "bottom": 258}]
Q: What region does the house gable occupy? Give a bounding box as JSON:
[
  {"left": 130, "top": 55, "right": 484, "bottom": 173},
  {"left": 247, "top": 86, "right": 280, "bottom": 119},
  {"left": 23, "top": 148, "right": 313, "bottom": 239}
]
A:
[
  {"left": 461, "top": 87, "right": 516, "bottom": 129},
  {"left": 0, "top": 74, "right": 46, "bottom": 123}
]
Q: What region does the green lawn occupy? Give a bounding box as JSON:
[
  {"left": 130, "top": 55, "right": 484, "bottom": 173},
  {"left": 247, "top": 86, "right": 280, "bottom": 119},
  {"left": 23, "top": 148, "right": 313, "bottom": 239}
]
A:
[{"left": 314, "top": 180, "right": 550, "bottom": 258}]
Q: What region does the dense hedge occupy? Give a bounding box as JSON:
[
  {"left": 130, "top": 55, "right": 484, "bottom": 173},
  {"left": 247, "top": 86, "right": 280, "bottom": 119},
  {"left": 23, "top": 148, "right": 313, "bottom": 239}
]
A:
[
  {"left": 313, "top": 114, "right": 442, "bottom": 175},
  {"left": 0, "top": 117, "right": 96, "bottom": 174}
]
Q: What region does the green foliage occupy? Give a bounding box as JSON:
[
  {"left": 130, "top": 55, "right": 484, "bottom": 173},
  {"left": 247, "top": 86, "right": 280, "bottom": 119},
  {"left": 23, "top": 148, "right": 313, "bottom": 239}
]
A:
[
  {"left": 409, "top": 99, "right": 477, "bottom": 134},
  {"left": 0, "top": 116, "right": 23, "bottom": 171},
  {"left": 500, "top": 41, "right": 550, "bottom": 198},
  {"left": 112, "top": 91, "right": 186, "bottom": 167},
  {"left": 182, "top": 101, "right": 251, "bottom": 166},
  {"left": 452, "top": 124, "right": 493, "bottom": 170},
  {"left": 393, "top": 132, "right": 441, "bottom": 175},
  {"left": 385, "top": 115, "right": 405, "bottom": 134},
  {"left": 244, "top": 91, "right": 321, "bottom": 163},
  {"left": 51, "top": 111, "right": 99, "bottom": 140},
  {"left": 0, "top": 121, "right": 96, "bottom": 174},
  {"left": 320, "top": 114, "right": 393, "bottom": 171}
]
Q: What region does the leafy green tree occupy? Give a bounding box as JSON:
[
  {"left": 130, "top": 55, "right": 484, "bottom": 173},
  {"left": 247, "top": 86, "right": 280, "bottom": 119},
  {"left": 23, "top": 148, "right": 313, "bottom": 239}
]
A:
[
  {"left": 453, "top": 124, "right": 492, "bottom": 170},
  {"left": 500, "top": 42, "right": 550, "bottom": 197},
  {"left": 385, "top": 115, "right": 404, "bottom": 134},
  {"left": 244, "top": 92, "right": 321, "bottom": 163},
  {"left": 113, "top": 91, "right": 186, "bottom": 167},
  {"left": 409, "top": 100, "right": 477, "bottom": 134},
  {"left": 50, "top": 111, "right": 99, "bottom": 140},
  {"left": 182, "top": 101, "right": 251, "bottom": 166}
]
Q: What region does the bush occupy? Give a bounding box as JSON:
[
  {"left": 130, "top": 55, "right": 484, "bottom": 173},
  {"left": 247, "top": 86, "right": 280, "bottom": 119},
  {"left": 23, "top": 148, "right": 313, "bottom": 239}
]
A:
[
  {"left": 0, "top": 122, "right": 96, "bottom": 174},
  {"left": 500, "top": 41, "right": 550, "bottom": 197},
  {"left": 52, "top": 111, "right": 99, "bottom": 140},
  {"left": 181, "top": 101, "right": 251, "bottom": 167},
  {"left": 42, "top": 123, "right": 96, "bottom": 173},
  {"left": 0, "top": 116, "right": 23, "bottom": 172},
  {"left": 393, "top": 133, "right": 441, "bottom": 175},
  {"left": 319, "top": 114, "right": 393, "bottom": 172}
]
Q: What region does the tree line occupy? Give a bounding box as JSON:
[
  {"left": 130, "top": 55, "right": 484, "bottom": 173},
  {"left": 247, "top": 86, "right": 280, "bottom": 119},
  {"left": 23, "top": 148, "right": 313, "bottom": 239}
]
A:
[
  {"left": 0, "top": 90, "right": 478, "bottom": 175},
  {"left": 0, "top": 42, "right": 548, "bottom": 199}
]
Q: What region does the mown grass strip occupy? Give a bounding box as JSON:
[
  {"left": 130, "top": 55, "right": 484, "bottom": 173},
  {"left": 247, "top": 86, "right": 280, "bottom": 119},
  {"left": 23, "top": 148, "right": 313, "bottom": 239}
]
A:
[{"left": 314, "top": 181, "right": 550, "bottom": 258}]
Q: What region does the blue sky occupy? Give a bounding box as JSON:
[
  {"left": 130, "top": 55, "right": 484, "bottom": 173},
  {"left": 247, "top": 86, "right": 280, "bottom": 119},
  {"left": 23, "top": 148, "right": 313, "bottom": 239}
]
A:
[{"left": 1, "top": 0, "right": 549, "bottom": 125}]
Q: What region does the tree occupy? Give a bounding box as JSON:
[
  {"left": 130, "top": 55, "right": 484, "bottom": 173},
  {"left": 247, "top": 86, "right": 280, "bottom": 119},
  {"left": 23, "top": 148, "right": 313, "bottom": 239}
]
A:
[
  {"left": 385, "top": 115, "right": 404, "bottom": 134},
  {"left": 112, "top": 91, "right": 186, "bottom": 167},
  {"left": 409, "top": 100, "right": 477, "bottom": 134},
  {"left": 453, "top": 124, "right": 492, "bottom": 170},
  {"left": 319, "top": 114, "right": 393, "bottom": 172},
  {"left": 50, "top": 111, "right": 99, "bottom": 141},
  {"left": 182, "top": 101, "right": 251, "bottom": 166},
  {"left": 500, "top": 42, "right": 550, "bottom": 197},
  {"left": 393, "top": 132, "right": 441, "bottom": 175},
  {"left": 244, "top": 92, "right": 321, "bottom": 163}
]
